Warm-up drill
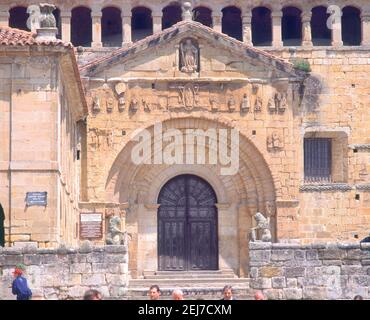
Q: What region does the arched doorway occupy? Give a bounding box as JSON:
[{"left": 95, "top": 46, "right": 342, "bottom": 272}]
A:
[{"left": 157, "top": 174, "right": 218, "bottom": 271}]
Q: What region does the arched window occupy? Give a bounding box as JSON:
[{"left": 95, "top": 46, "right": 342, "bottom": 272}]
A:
[
  {"left": 102, "top": 7, "right": 122, "bottom": 47},
  {"left": 132, "top": 7, "right": 153, "bottom": 42},
  {"left": 282, "top": 7, "right": 302, "bottom": 46},
  {"left": 193, "top": 6, "right": 212, "bottom": 27},
  {"left": 311, "top": 6, "right": 331, "bottom": 46},
  {"left": 71, "top": 6, "right": 92, "bottom": 47},
  {"left": 0, "top": 203, "right": 4, "bottom": 247},
  {"left": 252, "top": 7, "right": 272, "bottom": 46},
  {"left": 9, "top": 6, "right": 28, "bottom": 31},
  {"left": 342, "top": 6, "right": 361, "bottom": 46},
  {"left": 162, "top": 2, "right": 182, "bottom": 30},
  {"left": 222, "top": 6, "right": 242, "bottom": 41},
  {"left": 53, "top": 7, "right": 62, "bottom": 39}
]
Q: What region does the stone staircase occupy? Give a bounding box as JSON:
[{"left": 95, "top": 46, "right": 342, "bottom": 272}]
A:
[{"left": 124, "top": 271, "right": 253, "bottom": 300}]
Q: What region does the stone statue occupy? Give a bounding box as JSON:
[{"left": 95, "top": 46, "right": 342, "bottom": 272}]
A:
[
  {"left": 118, "top": 93, "right": 125, "bottom": 112},
  {"left": 240, "top": 94, "right": 249, "bottom": 112},
  {"left": 254, "top": 97, "right": 262, "bottom": 112},
  {"left": 268, "top": 97, "right": 276, "bottom": 112},
  {"left": 26, "top": 5, "right": 41, "bottom": 32},
  {"left": 279, "top": 93, "right": 288, "bottom": 112},
  {"left": 250, "top": 212, "right": 272, "bottom": 242},
  {"left": 92, "top": 96, "right": 100, "bottom": 112},
  {"left": 106, "top": 97, "right": 114, "bottom": 112},
  {"left": 130, "top": 98, "right": 138, "bottom": 111},
  {"left": 106, "top": 216, "right": 130, "bottom": 245},
  {"left": 228, "top": 96, "right": 236, "bottom": 112},
  {"left": 210, "top": 98, "right": 218, "bottom": 111},
  {"left": 143, "top": 99, "right": 151, "bottom": 112},
  {"left": 39, "top": 3, "right": 57, "bottom": 28},
  {"left": 180, "top": 39, "right": 198, "bottom": 73}
]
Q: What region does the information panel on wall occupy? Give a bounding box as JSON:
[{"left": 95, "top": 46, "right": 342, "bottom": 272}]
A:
[{"left": 79, "top": 213, "right": 103, "bottom": 239}]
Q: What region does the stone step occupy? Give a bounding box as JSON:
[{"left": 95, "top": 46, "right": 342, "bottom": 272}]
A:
[
  {"left": 129, "top": 278, "right": 250, "bottom": 287},
  {"left": 142, "top": 270, "right": 237, "bottom": 279}
]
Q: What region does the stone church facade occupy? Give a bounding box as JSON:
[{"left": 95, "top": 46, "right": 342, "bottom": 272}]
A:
[{"left": 0, "top": 0, "right": 369, "bottom": 282}]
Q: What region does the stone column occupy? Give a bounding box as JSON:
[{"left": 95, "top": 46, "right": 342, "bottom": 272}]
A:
[
  {"left": 361, "top": 12, "right": 370, "bottom": 45},
  {"left": 60, "top": 10, "right": 71, "bottom": 43},
  {"left": 0, "top": 5, "right": 9, "bottom": 27},
  {"left": 91, "top": 10, "right": 102, "bottom": 47},
  {"left": 212, "top": 11, "right": 222, "bottom": 33},
  {"left": 152, "top": 12, "right": 163, "bottom": 34},
  {"left": 301, "top": 11, "right": 313, "bottom": 47},
  {"left": 272, "top": 11, "right": 283, "bottom": 47},
  {"left": 122, "top": 12, "right": 132, "bottom": 45},
  {"left": 331, "top": 9, "right": 343, "bottom": 46},
  {"left": 242, "top": 13, "right": 252, "bottom": 45}
]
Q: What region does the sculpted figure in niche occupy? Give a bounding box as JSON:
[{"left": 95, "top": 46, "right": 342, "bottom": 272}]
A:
[
  {"left": 268, "top": 97, "right": 276, "bottom": 112},
  {"left": 240, "top": 94, "right": 249, "bottom": 112},
  {"left": 118, "top": 93, "right": 125, "bottom": 112},
  {"left": 210, "top": 97, "right": 218, "bottom": 111},
  {"left": 130, "top": 98, "right": 139, "bottom": 111},
  {"left": 228, "top": 96, "right": 236, "bottom": 112},
  {"left": 92, "top": 96, "right": 100, "bottom": 112},
  {"left": 106, "top": 216, "right": 130, "bottom": 245},
  {"left": 254, "top": 97, "right": 262, "bottom": 112},
  {"left": 250, "top": 212, "right": 272, "bottom": 242},
  {"left": 143, "top": 99, "right": 151, "bottom": 112},
  {"left": 180, "top": 39, "right": 199, "bottom": 73},
  {"left": 267, "top": 131, "right": 282, "bottom": 150}
]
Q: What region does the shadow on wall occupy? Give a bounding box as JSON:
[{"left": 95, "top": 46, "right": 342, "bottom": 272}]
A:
[{"left": 0, "top": 203, "right": 4, "bottom": 247}]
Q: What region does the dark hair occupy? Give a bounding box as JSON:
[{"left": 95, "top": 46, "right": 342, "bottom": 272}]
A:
[
  {"left": 354, "top": 295, "right": 363, "bottom": 300},
  {"left": 223, "top": 285, "right": 233, "bottom": 293},
  {"left": 83, "top": 289, "right": 102, "bottom": 300},
  {"left": 149, "top": 285, "right": 160, "bottom": 292}
]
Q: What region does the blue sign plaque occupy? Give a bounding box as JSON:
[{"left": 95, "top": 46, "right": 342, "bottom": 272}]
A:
[{"left": 25, "top": 192, "right": 48, "bottom": 207}]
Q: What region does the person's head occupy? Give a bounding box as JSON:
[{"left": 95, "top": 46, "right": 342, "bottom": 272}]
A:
[
  {"left": 13, "top": 263, "right": 26, "bottom": 277},
  {"left": 222, "top": 285, "right": 233, "bottom": 300},
  {"left": 354, "top": 295, "right": 363, "bottom": 300},
  {"left": 172, "top": 289, "right": 184, "bottom": 300},
  {"left": 149, "top": 285, "right": 161, "bottom": 300},
  {"left": 254, "top": 291, "right": 265, "bottom": 300},
  {"left": 83, "top": 289, "right": 102, "bottom": 300}
]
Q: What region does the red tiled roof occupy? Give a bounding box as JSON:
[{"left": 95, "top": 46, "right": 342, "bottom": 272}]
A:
[{"left": 0, "top": 26, "right": 71, "bottom": 47}]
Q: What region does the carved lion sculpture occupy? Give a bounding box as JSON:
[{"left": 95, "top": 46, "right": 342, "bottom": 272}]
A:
[
  {"left": 250, "top": 212, "right": 272, "bottom": 242},
  {"left": 106, "top": 216, "right": 131, "bottom": 245}
]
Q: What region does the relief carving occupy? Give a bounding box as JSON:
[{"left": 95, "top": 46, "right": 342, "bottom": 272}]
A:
[
  {"left": 178, "top": 83, "right": 199, "bottom": 110},
  {"left": 228, "top": 96, "right": 236, "bottom": 112},
  {"left": 254, "top": 97, "right": 262, "bottom": 112},
  {"left": 118, "top": 93, "right": 125, "bottom": 112},
  {"left": 179, "top": 38, "right": 199, "bottom": 74},
  {"left": 240, "top": 94, "right": 249, "bottom": 112},
  {"left": 267, "top": 131, "right": 283, "bottom": 151},
  {"left": 130, "top": 98, "right": 139, "bottom": 112}
]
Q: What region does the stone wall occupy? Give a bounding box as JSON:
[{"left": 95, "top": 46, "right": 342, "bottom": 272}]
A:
[
  {"left": 0, "top": 244, "right": 128, "bottom": 300},
  {"left": 249, "top": 242, "right": 370, "bottom": 300}
]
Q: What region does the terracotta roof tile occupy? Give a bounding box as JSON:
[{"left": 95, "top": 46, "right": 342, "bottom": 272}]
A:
[{"left": 0, "top": 26, "right": 72, "bottom": 48}]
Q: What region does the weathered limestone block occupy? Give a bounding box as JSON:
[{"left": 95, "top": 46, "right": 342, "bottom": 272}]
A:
[
  {"left": 272, "top": 277, "right": 286, "bottom": 288},
  {"left": 286, "top": 278, "right": 298, "bottom": 288},
  {"left": 318, "top": 249, "right": 346, "bottom": 260},
  {"left": 250, "top": 278, "right": 272, "bottom": 289},
  {"left": 283, "top": 288, "right": 303, "bottom": 300},
  {"left": 303, "top": 286, "right": 327, "bottom": 300},
  {"left": 92, "top": 263, "right": 120, "bottom": 274},
  {"left": 86, "top": 252, "right": 106, "bottom": 263},
  {"left": 68, "top": 254, "right": 87, "bottom": 264},
  {"left": 105, "top": 274, "right": 127, "bottom": 286},
  {"left": 70, "top": 263, "right": 92, "bottom": 274},
  {"left": 81, "top": 274, "right": 106, "bottom": 286},
  {"left": 264, "top": 289, "right": 284, "bottom": 300},
  {"left": 105, "top": 254, "right": 127, "bottom": 263},
  {"left": 341, "top": 265, "right": 366, "bottom": 275},
  {"left": 259, "top": 266, "right": 283, "bottom": 277},
  {"left": 24, "top": 254, "right": 42, "bottom": 265},
  {"left": 271, "top": 249, "right": 294, "bottom": 261},
  {"left": 284, "top": 267, "right": 306, "bottom": 278}
]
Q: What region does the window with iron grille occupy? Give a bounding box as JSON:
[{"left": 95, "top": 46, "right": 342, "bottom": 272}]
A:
[{"left": 304, "top": 138, "right": 332, "bottom": 182}]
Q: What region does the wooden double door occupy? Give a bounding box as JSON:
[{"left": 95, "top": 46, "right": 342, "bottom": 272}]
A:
[{"left": 158, "top": 175, "right": 218, "bottom": 271}]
